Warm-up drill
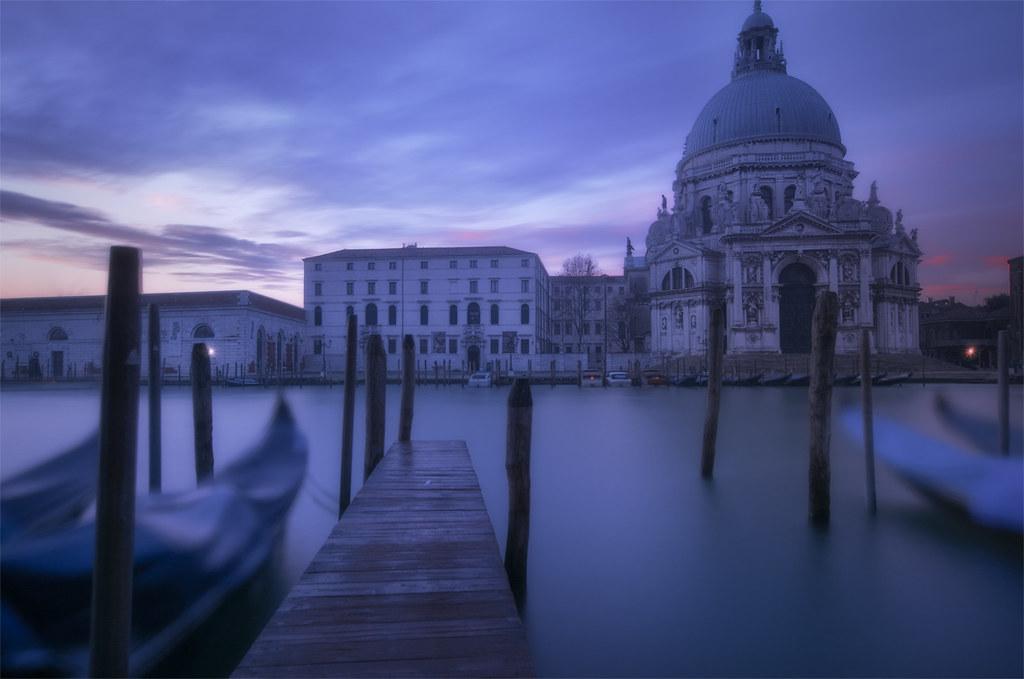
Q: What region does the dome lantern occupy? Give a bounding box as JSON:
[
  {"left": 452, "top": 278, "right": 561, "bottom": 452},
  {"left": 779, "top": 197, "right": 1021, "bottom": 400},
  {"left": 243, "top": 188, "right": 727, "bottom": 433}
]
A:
[{"left": 733, "top": 0, "right": 786, "bottom": 79}]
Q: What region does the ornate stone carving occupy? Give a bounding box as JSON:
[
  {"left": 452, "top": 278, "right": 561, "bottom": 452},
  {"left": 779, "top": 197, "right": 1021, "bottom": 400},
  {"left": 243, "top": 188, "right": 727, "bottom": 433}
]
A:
[
  {"left": 742, "top": 290, "right": 763, "bottom": 325},
  {"left": 839, "top": 289, "right": 859, "bottom": 325},
  {"left": 808, "top": 172, "right": 830, "bottom": 220},
  {"left": 742, "top": 255, "right": 762, "bottom": 284},
  {"left": 840, "top": 253, "right": 859, "bottom": 282}
]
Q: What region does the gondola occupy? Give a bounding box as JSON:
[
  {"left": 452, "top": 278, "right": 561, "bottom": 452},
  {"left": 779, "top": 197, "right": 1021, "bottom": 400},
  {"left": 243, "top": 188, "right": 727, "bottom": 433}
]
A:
[
  {"left": 935, "top": 394, "right": 1023, "bottom": 454},
  {"left": 785, "top": 373, "right": 810, "bottom": 386},
  {"left": 759, "top": 371, "right": 792, "bottom": 386},
  {"left": 1, "top": 432, "right": 99, "bottom": 543},
  {"left": 671, "top": 374, "right": 700, "bottom": 387},
  {"left": 840, "top": 411, "right": 1023, "bottom": 534},
  {"left": 874, "top": 371, "right": 912, "bottom": 386},
  {"left": 833, "top": 373, "right": 860, "bottom": 386},
  {"left": 723, "top": 374, "right": 763, "bottom": 386},
  {"left": 1, "top": 398, "right": 308, "bottom": 677}
]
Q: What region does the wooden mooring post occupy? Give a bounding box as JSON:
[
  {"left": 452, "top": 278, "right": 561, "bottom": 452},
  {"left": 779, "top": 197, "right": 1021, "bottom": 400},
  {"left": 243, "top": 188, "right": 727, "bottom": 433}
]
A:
[
  {"left": 576, "top": 359, "right": 582, "bottom": 388},
  {"left": 860, "top": 328, "right": 877, "bottom": 514},
  {"left": 809, "top": 291, "right": 839, "bottom": 524},
  {"left": 550, "top": 359, "right": 555, "bottom": 387},
  {"left": 339, "top": 313, "right": 357, "bottom": 518},
  {"left": 998, "top": 329, "right": 1009, "bottom": 455},
  {"left": 399, "top": 335, "right": 415, "bottom": 443},
  {"left": 89, "top": 246, "right": 141, "bottom": 678},
  {"left": 700, "top": 306, "right": 724, "bottom": 479},
  {"left": 191, "top": 342, "right": 214, "bottom": 482},
  {"left": 505, "top": 378, "right": 532, "bottom": 611},
  {"left": 364, "top": 334, "right": 386, "bottom": 480},
  {"left": 147, "top": 304, "right": 161, "bottom": 493}
]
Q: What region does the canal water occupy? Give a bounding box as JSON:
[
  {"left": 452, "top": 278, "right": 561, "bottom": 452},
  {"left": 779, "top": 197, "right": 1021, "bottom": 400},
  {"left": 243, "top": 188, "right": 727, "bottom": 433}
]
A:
[{"left": 1, "top": 383, "right": 1021, "bottom": 677}]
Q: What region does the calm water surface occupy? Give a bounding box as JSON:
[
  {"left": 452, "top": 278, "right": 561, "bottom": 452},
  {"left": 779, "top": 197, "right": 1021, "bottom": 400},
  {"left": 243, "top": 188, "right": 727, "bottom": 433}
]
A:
[{"left": 2, "top": 383, "right": 1021, "bottom": 677}]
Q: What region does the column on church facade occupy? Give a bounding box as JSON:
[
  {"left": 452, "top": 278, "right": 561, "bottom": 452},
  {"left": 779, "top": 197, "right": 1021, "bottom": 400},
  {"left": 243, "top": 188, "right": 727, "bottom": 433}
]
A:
[
  {"left": 828, "top": 253, "right": 839, "bottom": 292},
  {"left": 859, "top": 250, "right": 871, "bottom": 328},
  {"left": 733, "top": 256, "right": 742, "bottom": 329},
  {"left": 761, "top": 253, "right": 772, "bottom": 328}
]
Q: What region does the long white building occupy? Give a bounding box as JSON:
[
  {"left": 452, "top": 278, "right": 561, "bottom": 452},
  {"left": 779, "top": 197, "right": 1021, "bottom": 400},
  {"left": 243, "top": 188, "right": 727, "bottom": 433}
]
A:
[
  {"left": 0, "top": 291, "right": 305, "bottom": 380},
  {"left": 303, "top": 244, "right": 551, "bottom": 373}
]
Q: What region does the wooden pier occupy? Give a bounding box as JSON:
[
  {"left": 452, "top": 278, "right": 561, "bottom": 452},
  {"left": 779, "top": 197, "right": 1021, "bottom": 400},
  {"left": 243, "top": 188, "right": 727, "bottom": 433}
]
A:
[{"left": 233, "top": 440, "right": 533, "bottom": 678}]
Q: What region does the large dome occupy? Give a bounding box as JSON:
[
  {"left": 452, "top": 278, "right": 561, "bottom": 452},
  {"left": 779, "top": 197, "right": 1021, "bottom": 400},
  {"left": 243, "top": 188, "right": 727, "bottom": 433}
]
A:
[{"left": 684, "top": 70, "right": 843, "bottom": 159}]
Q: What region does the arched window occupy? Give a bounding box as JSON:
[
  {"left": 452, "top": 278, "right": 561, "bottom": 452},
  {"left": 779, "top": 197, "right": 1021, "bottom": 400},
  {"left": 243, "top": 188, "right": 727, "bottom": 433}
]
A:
[
  {"left": 48, "top": 327, "right": 68, "bottom": 341},
  {"left": 684, "top": 269, "right": 695, "bottom": 289},
  {"left": 672, "top": 267, "right": 683, "bottom": 290},
  {"left": 449, "top": 304, "right": 458, "bottom": 325},
  {"left": 701, "top": 196, "right": 713, "bottom": 234},
  {"left": 759, "top": 185, "right": 774, "bottom": 219},
  {"left": 489, "top": 303, "right": 498, "bottom": 325},
  {"left": 388, "top": 304, "right": 397, "bottom": 325},
  {"left": 661, "top": 272, "right": 671, "bottom": 291},
  {"left": 468, "top": 302, "right": 481, "bottom": 325},
  {"left": 346, "top": 305, "right": 354, "bottom": 318},
  {"left": 365, "top": 303, "right": 378, "bottom": 326},
  {"left": 520, "top": 304, "right": 530, "bottom": 325},
  {"left": 419, "top": 305, "right": 429, "bottom": 325},
  {"left": 313, "top": 306, "right": 323, "bottom": 327},
  {"left": 193, "top": 324, "right": 214, "bottom": 339},
  {"left": 784, "top": 185, "right": 796, "bottom": 214}
]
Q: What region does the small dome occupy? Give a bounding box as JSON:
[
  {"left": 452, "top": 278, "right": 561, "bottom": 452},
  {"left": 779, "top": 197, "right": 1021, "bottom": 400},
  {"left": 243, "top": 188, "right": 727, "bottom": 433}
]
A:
[
  {"left": 742, "top": 10, "right": 774, "bottom": 32},
  {"left": 683, "top": 70, "right": 843, "bottom": 159}
]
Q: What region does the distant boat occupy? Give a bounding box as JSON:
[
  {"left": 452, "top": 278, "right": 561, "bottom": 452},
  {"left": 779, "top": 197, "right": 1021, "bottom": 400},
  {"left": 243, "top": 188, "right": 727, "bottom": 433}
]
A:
[
  {"left": 874, "top": 371, "right": 912, "bottom": 386},
  {"left": 834, "top": 374, "right": 860, "bottom": 386},
  {"left": 1, "top": 398, "right": 308, "bottom": 676},
  {"left": 671, "top": 374, "right": 700, "bottom": 387},
  {"left": 723, "top": 374, "right": 763, "bottom": 386},
  {"left": 1, "top": 432, "right": 99, "bottom": 543},
  {"left": 759, "top": 371, "right": 792, "bottom": 386},
  {"left": 785, "top": 373, "right": 810, "bottom": 386},
  {"left": 840, "top": 411, "right": 1023, "bottom": 534}
]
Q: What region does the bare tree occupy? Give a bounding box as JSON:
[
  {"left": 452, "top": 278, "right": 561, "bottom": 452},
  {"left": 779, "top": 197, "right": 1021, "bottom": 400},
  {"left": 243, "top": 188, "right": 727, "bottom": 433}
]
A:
[{"left": 560, "top": 254, "right": 602, "bottom": 354}]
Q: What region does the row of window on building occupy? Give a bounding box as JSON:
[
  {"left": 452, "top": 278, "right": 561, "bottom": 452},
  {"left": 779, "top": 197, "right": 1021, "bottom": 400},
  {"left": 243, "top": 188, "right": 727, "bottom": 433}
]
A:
[
  {"left": 312, "top": 279, "right": 532, "bottom": 297},
  {"left": 551, "top": 298, "right": 606, "bottom": 312},
  {"left": 313, "top": 303, "right": 532, "bottom": 327},
  {"left": 313, "top": 258, "right": 533, "bottom": 273},
  {"left": 312, "top": 335, "right": 533, "bottom": 356}
]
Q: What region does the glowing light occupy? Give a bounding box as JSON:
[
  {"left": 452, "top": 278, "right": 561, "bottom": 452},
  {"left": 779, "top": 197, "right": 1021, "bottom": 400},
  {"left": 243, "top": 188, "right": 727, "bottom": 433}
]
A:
[
  {"left": 965, "top": 346, "right": 976, "bottom": 358},
  {"left": 208, "top": 347, "right": 215, "bottom": 357}
]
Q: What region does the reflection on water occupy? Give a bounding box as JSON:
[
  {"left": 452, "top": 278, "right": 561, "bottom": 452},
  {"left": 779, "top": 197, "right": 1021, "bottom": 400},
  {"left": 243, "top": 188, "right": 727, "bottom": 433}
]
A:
[{"left": 2, "top": 383, "right": 1021, "bottom": 677}]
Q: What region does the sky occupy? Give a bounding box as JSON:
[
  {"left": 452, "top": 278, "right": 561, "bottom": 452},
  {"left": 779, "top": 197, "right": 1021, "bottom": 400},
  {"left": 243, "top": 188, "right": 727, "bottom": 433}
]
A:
[{"left": 1, "top": 1, "right": 1021, "bottom": 307}]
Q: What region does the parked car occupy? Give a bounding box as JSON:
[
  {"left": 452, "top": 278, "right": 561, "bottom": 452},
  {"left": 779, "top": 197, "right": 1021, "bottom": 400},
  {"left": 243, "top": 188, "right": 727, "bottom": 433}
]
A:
[
  {"left": 467, "top": 372, "right": 492, "bottom": 387},
  {"left": 582, "top": 370, "right": 603, "bottom": 387},
  {"left": 606, "top": 371, "right": 631, "bottom": 387},
  {"left": 645, "top": 372, "right": 668, "bottom": 386}
]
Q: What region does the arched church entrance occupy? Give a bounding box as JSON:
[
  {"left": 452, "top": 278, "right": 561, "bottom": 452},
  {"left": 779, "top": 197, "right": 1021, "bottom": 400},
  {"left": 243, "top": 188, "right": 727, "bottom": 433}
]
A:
[
  {"left": 779, "top": 262, "right": 817, "bottom": 353},
  {"left": 467, "top": 345, "right": 480, "bottom": 373}
]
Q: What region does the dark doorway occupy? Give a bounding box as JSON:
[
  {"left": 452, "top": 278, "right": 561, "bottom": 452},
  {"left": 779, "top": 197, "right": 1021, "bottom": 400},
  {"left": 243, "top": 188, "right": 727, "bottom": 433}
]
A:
[
  {"left": 51, "top": 351, "right": 64, "bottom": 378},
  {"left": 467, "top": 345, "right": 480, "bottom": 372},
  {"left": 779, "top": 263, "right": 816, "bottom": 353}
]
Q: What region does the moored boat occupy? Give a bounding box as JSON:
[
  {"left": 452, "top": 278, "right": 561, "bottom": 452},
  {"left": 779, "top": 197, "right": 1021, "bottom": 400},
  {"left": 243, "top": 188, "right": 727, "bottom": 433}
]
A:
[
  {"left": 840, "top": 410, "right": 1023, "bottom": 534},
  {"left": 874, "top": 371, "right": 912, "bottom": 386},
  {"left": 1, "top": 398, "right": 308, "bottom": 677},
  {"left": 723, "top": 374, "right": 763, "bottom": 386},
  {"left": 759, "top": 371, "right": 792, "bottom": 386},
  {"left": 785, "top": 373, "right": 809, "bottom": 386},
  {"left": 1, "top": 432, "right": 99, "bottom": 543}
]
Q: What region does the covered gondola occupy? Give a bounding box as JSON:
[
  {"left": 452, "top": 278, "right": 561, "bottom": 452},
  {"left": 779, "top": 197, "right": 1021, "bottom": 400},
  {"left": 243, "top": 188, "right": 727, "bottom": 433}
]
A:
[{"left": 1, "top": 399, "right": 308, "bottom": 676}]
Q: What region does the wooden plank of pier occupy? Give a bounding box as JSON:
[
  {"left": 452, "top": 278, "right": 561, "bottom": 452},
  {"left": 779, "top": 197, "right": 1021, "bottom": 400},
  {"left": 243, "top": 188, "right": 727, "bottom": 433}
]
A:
[{"left": 233, "top": 440, "right": 534, "bottom": 678}]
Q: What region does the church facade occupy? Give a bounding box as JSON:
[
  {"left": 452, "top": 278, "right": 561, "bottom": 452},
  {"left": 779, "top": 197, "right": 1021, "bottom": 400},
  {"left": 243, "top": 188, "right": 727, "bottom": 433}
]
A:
[{"left": 642, "top": 1, "right": 921, "bottom": 357}]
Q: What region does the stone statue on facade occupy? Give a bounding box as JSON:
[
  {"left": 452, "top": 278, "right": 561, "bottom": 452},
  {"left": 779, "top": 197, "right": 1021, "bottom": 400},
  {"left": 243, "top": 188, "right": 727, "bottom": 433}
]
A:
[
  {"left": 748, "top": 191, "right": 769, "bottom": 223},
  {"left": 626, "top": 237, "right": 634, "bottom": 257},
  {"left": 714, "top": 184, "right": 737, "bottom": 229},
  {"left": 808, "top": 173, "right": 830, "bottom": 220}
]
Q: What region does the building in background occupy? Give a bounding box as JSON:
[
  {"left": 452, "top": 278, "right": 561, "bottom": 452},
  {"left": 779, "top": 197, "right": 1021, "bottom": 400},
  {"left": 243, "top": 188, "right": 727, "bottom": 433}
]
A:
[
  {"left": 303, "top": 245, "right": 550, "bottom": 373},
  {"left": 919, "top": 296, "right": 1011, "bottom": 368},
  {"left": 0, "top": 291, "right": 305, "bottom": 380},
  {"left": 1010, "top": 256, "right": 1023, "bottom": 371},
  {"left": 549, "top": 274, "right": 624, "bottom": 369},
  {"left": 634, "top": 2, "right": 921, "bottom": 358}
]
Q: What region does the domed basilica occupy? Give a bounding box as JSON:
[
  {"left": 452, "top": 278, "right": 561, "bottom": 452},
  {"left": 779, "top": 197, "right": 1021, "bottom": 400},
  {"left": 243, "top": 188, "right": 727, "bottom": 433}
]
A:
[{"left": 634, "top": 1, "right": 921, "bottom": 356}]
